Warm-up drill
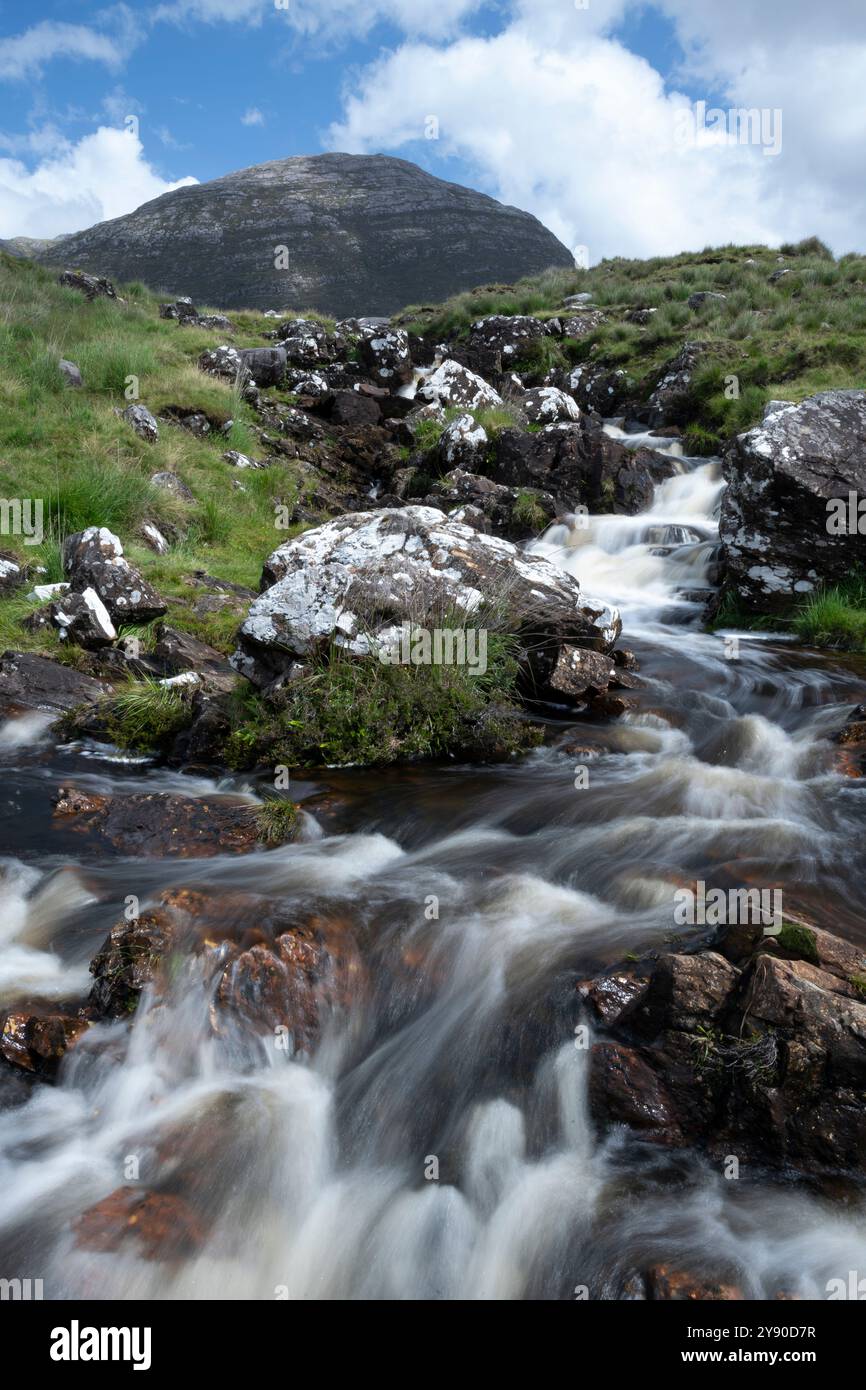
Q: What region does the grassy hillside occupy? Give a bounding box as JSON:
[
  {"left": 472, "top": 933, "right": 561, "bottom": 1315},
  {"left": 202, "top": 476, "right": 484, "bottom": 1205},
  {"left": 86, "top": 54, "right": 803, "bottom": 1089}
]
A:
[
  {"left": 398, "top": 236, "right": 866, "bottom": 455},
  {"left": 0, "top": 253, "right": 315, "bottom": 658},
  {"left": 1, "top": 238, "right": 865, "bottom": 681}
]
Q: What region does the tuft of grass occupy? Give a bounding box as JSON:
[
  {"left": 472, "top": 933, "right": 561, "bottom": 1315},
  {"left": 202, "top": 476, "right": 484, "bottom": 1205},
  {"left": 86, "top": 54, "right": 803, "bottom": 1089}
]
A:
[
  {"left": 793, "top": 575, "right": 866, "bottom": 652},
  {"left": 255, "top": 796, "right": 300, "bottom": 845},
  {"left": 225, "top": 627, "right": 542, "bottom": 769},
  {"left": 512, "top": 489, "right": 548, "bottom": 534},
  {"left": 101, "top": 679, "right": 193, "bottom": 752}
]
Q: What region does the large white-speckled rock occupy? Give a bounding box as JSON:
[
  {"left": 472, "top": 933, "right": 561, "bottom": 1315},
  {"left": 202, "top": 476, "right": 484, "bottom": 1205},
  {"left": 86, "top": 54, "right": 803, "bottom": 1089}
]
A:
[
  {"left": 416, "top": 360, "right": 503, "bottom": 411},
  {"left": 63, "top": 526, "right": 167, "bottom": 624},
  {"left": 232, "top": 506, "right": 620, "bottom": 686},
  {"left": 522, "top": 386, "right": 580, "bottom": 425},
  {"left": 720, "top": 390, "right": 866, "bottom": 610}
]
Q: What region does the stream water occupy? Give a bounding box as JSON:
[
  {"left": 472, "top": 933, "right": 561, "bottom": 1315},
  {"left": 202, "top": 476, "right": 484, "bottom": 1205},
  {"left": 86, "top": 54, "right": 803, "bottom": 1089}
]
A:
[{"left": 2, "top": 425, "right": 866, "bottom": 1300}]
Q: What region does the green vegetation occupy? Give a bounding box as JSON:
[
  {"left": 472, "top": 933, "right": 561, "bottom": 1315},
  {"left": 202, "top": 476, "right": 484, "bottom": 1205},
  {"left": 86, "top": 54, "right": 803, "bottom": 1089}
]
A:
[
  {"left": 512, "top": 490, "right": 548, "bottom": 534},
  {"left": 225, "top": 631, "right": 541, "bottom": 768},
  {"left": 92, "top": 679, "right": 192, "bottom": 752},
  {"left": 776, "top": 921, "right": 820, "bottom": 964},
  {"left": 793, "top": 574, "right": 866, "bottom": 653},
  {"left": 255, "top": 796, "right": 300, "bottom": 845},
  {"left": 0, "top": 252, "right": 310, "bottom": 651},
  {"left": 396, "top": 242, "right": 866, "bottom": 452}
]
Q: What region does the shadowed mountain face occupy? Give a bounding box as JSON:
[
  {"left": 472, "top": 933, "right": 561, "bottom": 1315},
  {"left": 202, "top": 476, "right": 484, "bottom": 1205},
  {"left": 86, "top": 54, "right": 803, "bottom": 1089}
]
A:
[{"left": 35, "top": 153, "right": 574, "bottom": 317}]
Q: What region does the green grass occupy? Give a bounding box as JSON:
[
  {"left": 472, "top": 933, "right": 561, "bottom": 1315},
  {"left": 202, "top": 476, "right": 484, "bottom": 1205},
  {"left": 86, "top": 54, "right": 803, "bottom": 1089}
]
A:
[
  {"left": 96, "top": 679, "right": 193, "bottom": 752},
  {"left": 255, "top": 796, "right": 300, "bottom": 844},
  {"left": 395, "top": 241, "right": 866, "bottom": 450},
  {"left": 0, "top": 252, "right": 313, "bottom": 658},
  {"left": 224, "top": 629, "right": 542, "bottom": 768},
  {"left": 793, "top": 575, "right": 866, "bottom": 652}
]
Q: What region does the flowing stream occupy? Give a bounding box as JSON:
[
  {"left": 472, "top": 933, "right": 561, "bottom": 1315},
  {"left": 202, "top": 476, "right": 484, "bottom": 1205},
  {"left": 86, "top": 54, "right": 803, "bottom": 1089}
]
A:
[{"left": 2, "top": 425, "right": 866, "bottom": 1300}]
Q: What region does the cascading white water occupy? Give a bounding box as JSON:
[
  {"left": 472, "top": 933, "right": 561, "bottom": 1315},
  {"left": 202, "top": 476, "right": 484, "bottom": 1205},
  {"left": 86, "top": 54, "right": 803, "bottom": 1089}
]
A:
[{"left": 1, "top": 423, "right": 866, "bottom": 1299}]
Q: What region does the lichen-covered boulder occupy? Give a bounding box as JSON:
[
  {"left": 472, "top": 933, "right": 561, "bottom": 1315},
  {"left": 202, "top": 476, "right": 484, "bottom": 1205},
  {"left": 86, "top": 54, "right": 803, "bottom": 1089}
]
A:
[
  {"left": 720, "top": 391, "right": 866, "bottom": 611},
  {"left": 63, "top": 526, "right": 167, "bottom": 624},
  {"left": 522, "top": 386, "right": 580, "bottom": 425},
  {"left": 417, "top": 359, "right": 503, "bottom": 411},
  {"left": 232, "top": 505, "right": 620, "bottom": 687}
]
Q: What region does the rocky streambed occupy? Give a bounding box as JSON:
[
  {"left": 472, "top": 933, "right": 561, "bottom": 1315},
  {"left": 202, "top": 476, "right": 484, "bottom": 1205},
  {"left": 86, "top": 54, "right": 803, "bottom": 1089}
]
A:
[{"left": 2, "top": 412, "right": 866, "bottom": 1299}]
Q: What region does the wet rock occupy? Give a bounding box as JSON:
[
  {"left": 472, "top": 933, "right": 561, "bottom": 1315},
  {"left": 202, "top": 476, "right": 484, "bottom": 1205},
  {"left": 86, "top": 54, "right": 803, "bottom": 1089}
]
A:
[
  {"left": 58, "top": 358, "right": 82, "bottom": 388},
  {"left": 58, "top": 269, "right": 118, "bottom": 301},
  {"left": 522, "top": 386, "right": 580, "bottom": 425},
  {"left": 52, "top": 787, "right": 263, "bottom": 858},
  {"left": 543, "top": 645, "right": 617, "bottom": 703},
  {"left": 646, "top": 1267, "right": 743, "bottom": 1301},
  {"left": 122, "top": 403, "right": 159, "bottom": 442},
  {"left": 215, "top": 912, "right": 365, "bottom": 1054},
  {"left": 0, "top": 1007, "right": 89, "bottom": 1075},
  {"left": 589, "top": 1041, "right": 684, "bottom": 1144},
  {"left": 577, "top": 972, "right": 649, "bottom": 1028},
  {"left": 233, "top": 505, "right": 621, "bottom": 687},
  {"left": 428, "top": 469, "right": 556, "bottom": 541},
  {"left": 0, "top": 650, "right": 114, "bottom": 715},
  {"left": 89, "top": 911, "right": 175, "bottom": 1017},
  {"left": 417, "top": 359, "right": 503, "bottom": 411},
  {"left": 74, "top": 1187, "right": 205, "bottom": 1259},
  {"left": 720, "top": 390, "right": 866, "bottom": 611},
  {"left": 47, "top": 587, "right": 117, "bottom": 649},
  {"left": 63, "top": 525, "right": 167, "bottom": 624},
  {"left": 583, "top": 921, "right": 866, "bottom": 1178}
]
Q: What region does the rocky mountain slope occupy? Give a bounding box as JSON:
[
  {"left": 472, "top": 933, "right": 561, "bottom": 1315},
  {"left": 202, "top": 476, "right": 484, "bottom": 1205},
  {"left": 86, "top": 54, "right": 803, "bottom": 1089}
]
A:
[{"left": 33, "top": 153, "right": 574, "bottom": 317}]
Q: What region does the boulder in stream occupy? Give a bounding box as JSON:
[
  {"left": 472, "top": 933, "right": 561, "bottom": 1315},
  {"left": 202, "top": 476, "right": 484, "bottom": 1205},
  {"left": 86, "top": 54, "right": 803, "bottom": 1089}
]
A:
[
  {"left": 232, "top": 505, "right": 621, "bottom": 689},
  {"left": 720, "top": 390, "right": 866, "bottom": 611}
]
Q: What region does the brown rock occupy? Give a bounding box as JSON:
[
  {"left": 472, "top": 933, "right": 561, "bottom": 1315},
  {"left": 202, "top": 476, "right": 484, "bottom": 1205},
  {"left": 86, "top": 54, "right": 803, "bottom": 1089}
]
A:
[
  {"left": 589, "top": 1041, "right": 683, "bottom": 1144},
  {"left": 51, "top": 787, "right": 262, "bottom": 858},
  {"left": 74, "top": 1187, "right": 204, "bottom": 1260},
  {"left": 647, "top": 1266, "right": 744, "bottom": 1301},
  {"left": 89, "top": 911, "right": 175, "bottom": 1018},
  {"left": 0, "top": 1008, "right": 89, "bottom": 1074}
]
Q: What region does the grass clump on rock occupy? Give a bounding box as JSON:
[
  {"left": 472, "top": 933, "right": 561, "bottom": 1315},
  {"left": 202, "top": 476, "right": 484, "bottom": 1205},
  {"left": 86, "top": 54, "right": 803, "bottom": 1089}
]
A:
[{"left": 226, "top": 633, "right": 541, "bottom": 769}]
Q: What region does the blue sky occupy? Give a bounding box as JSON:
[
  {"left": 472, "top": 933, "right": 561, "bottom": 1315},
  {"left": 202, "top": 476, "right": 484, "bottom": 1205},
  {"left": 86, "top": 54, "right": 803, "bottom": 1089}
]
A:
[{"left": 0, "top": 1, "right": 863, "bottom": 258}]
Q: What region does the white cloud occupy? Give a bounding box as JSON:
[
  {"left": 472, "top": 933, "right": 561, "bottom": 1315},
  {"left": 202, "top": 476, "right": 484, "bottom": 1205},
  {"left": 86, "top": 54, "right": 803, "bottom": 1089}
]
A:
[
  {"left": 0, "top": 127, "right": 197, "bottom": 239},
  {"left": 327, "top": 4, "right": 866, "bottom": 260},
  {"left": 241, "top": 107, "right": 265, "bottom": 126},
  {"left": 153, "top": 0, "right": 485, "bottom": 41},
  {"left": 0, "top": 21, "right": 125, "bottom": 81}
]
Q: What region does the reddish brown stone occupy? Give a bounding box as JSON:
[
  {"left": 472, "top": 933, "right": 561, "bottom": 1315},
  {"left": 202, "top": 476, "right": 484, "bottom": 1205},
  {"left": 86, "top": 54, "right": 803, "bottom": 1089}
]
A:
[
  {"left": 73, "top": 1187, "right": 204, "bottom": 1260},
  {"left": 0, "top": 1007, "right": 89, "bottom": 1074},
  {"left": 647, "top": 1266, "right": 744, "bottom": 1301}
]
